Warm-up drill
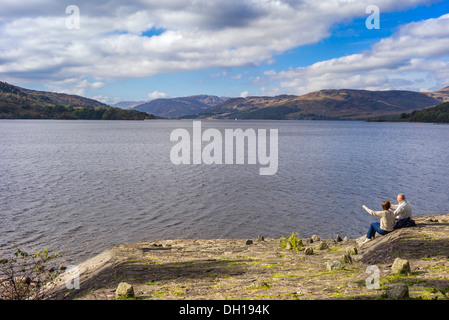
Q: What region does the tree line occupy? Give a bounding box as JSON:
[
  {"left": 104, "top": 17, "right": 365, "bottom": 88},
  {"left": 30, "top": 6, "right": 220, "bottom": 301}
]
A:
[
  {"left": 0, "top": 98, "right": 154, "bottom": 120},
  {"left": 399, "top": 102, "right": 449, "bottom": 123}
]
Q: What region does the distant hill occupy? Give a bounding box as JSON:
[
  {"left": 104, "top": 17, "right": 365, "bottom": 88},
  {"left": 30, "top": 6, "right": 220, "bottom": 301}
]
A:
[
  {"left": 191, "top": 88, "right": 448, "bottom": 120},
  {"left": 395, "top": 102, "right": 449, "bottom": 123},
  {"left": 0, "top": 82, "right": 155, "bottom": 120},
  {"left": 132, "top": 95, "right": 229, "bottom": 118},
  {"left": 424, "top": 86, "right": 449, "bottom": 103},
  {"left": 1, "top": 82, "right": 108, "bottom": 108},
  {"left": 112, "top": 101, "right": 146, "bottom": 109},
  {"left": 4, "top": 80, "right": 448, "bottom": 121}
]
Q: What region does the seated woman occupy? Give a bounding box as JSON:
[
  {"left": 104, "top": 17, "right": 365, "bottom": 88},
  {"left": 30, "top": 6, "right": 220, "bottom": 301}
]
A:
[{"left": 361, "top": 200, "right": 395, "bottom": 246}]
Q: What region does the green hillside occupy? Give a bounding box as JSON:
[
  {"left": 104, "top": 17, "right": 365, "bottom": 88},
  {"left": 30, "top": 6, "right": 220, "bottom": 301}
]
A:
[
  {"left": 0, "top": 82, "right": 155, "bottom": 120},
  {"left": 400, "top": 102, "right": 449, "bottom": 123}
]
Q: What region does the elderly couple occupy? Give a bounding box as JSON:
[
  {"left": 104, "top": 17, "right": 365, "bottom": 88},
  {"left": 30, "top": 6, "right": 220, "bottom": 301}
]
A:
[{"left": 361, "top": 193, "right": 414, "bottom": 246}]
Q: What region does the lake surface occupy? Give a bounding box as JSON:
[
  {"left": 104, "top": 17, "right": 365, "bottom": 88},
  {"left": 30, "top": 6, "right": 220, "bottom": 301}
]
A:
[{"left": 1, "top": 120, "right": 448, "bottom": 264}]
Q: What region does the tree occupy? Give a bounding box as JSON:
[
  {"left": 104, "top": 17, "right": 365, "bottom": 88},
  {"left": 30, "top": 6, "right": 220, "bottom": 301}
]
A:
[
  {"left": 101, "top": 108, "right": 118, "bottom": 120},
  {"left": 0, "top": 247, "right": 61, "bottom": 300}
]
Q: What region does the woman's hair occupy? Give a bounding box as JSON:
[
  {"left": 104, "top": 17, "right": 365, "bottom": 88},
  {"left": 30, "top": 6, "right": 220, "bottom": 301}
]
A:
[{"left": 382, "top": 200, "right": 391, "bottom": 211}]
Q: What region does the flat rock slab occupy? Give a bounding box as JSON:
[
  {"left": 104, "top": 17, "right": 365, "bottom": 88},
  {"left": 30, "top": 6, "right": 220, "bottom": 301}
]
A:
[{"left": 48, "top": 214, "right": 449, "bottom": 300}]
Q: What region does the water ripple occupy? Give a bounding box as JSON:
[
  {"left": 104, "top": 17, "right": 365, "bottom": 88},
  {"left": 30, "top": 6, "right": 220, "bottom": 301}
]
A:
[{"left": 0, "top": 120, "right": 448, "bottom": 263}]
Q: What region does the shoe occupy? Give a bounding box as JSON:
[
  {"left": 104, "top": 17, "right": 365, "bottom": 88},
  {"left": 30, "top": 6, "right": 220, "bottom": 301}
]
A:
[{"left": 361, "top": 238, "right": 372, "bottom": 246}]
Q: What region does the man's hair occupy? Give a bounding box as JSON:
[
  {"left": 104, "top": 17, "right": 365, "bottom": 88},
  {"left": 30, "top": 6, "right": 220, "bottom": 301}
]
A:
[
  {"left": 398, "top": 194, "right": 406, "bottom": 201},
  {"left": 382, "top": 200, "right": 391, "bottom": 211}
]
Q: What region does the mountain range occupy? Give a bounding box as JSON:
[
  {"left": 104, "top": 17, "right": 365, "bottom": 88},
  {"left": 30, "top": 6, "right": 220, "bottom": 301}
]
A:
[
  {"left": 111, "top": 101, "right": 147, "bottom": 110},
  {"left": 189, "top": 87, "right": 449, "bottom": 120},
  {"left": 2, "top": 80, "right": 449, "bottom": 121},
  {"left": 128, "top": 95, "right": 229, "bottom": 119}
]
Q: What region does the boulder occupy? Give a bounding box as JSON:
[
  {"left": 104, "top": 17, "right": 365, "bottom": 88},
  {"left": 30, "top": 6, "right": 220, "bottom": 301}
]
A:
[
  {"left": 245, "top": 240, "right": 253, "bottom": 245},
  {"left": 318, "top": 242, "right": 329, "bottom": 250},
  {"left": 304, "top": 248, "right": 314, "bottom": 255},
  {"left": 386, "top": 283, "right": 409, "bottom": 300},
  {"left": 343, "top": 253, "right": 353, "bottom": 264},
  {"left": 392, "top": 258, "right": 411, "bottom": 275},
  {"left": 336, "top": 235, "right": 343, "bottom": 242},
  {"left": 115, "top": 282, "right": 135, "bottom": 299},
  {"left": 311, "top": 235, "right": 320, "bottom": 242},
  {"left": 326, "top": 260, "right": 343, "bottom": 271}
]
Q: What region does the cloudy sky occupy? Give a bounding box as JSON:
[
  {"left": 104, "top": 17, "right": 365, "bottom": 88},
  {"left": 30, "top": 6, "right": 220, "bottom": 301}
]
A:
[{"left": 0, "top": 0, "right": 448, "bottom": 104}]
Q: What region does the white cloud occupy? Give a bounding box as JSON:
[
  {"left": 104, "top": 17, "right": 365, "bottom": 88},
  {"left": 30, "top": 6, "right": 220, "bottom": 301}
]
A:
[
  {"left": 43, "top": 78, "right": 106, "bottom": 96},
  {"left": 265, "top": 13, "right": 449, "bottom": 94},
  {"left": 240, "top": 91, "right": 249, "bottom": 98},
  {"left": 230, "top": 73, "right": 243, "bottom": 80},
  {"left": 211, "top": 71, "right": 227, "bottom": 78},
  {"left": 0, "top": 0, "right": 435, "bottom": 94},
  {"left": 148, "top": 91, "right": 168, "bottom": 100},
  {"left": 92, "top": 95, "right": 121, "bottom": 106}
]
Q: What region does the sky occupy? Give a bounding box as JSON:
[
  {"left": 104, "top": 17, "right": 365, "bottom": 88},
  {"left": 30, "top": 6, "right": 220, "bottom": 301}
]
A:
[{"left": 1, "top": 0, "right": 449, "bottom": 105}]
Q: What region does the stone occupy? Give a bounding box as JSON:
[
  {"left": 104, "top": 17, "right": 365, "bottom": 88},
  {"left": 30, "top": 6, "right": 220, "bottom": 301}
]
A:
[
  {"left": 115, "top": 282, "right": 134, "bottom": 299},
  {"left": 326, "top": 260, "right": 343, "bottom": 271},
  {"left": 304, "top": 248, "right": 314, "bottom": 255},
  {"left": 345, "top": 247, "right": 358, "bottom": 255},
  {"left": 392, "top": 258, "right": 411, "bottom": 275},
  {"left": 311, "top": 235, "right": 320, "bottom": 242},
  {"left": 343, "top": 253, "right": 352, "bottom": 264},
  {"left": 336, "top": 235, "right": 343, "bottom": 242},
  {"left": 245, "top": 240, "right": 253, "bottom": 245},
  {"left": 248, "top": 279, "right": 270, "bottom": 290},
  {"left": 257, "top": 235, "right": 265, "bottom": 242},
  {"left": 318, "top": 242, "right": 329, "bottom": 250},
  {"left": 386, "top": 283, "right": 409, "bottom": 300},
  {"left": 343, "top": 236, "right": 348, "bottom": 242},
  {"left": 285, "top": 241, "right": 292, "bottom": 250}
]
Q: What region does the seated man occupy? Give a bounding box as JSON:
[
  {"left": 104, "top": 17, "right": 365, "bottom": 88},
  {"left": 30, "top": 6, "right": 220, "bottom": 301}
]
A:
[{"left": 391, "top": 193, "right": 415, "bottom": 229}]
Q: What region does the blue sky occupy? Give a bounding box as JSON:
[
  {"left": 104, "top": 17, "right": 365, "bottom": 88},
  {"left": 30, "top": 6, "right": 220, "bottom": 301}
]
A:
[{"left": 1, "top": 0, "right": 448, "bottom": 104}]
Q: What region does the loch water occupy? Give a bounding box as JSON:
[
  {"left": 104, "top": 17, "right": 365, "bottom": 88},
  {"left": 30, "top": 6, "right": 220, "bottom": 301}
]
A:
[{"left": 1, "top": 120, "right": 448, "bottom": 263}]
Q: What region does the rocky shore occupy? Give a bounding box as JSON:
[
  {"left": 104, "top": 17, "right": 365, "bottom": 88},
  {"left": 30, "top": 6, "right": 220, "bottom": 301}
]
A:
[{"left": 49, "top": 214, "right": 449, "bottom": 300}]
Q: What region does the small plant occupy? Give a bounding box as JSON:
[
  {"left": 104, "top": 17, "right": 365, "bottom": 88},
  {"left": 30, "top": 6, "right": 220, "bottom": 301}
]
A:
[
  {"left": 0, "top": 247, "right": 61, "bottom": 300},
  {"left": 437, "top": 286, "right": 449, "bottom": 299},
  {"left": 279, "top": 232, "right": 304, "bottom": 251}
]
